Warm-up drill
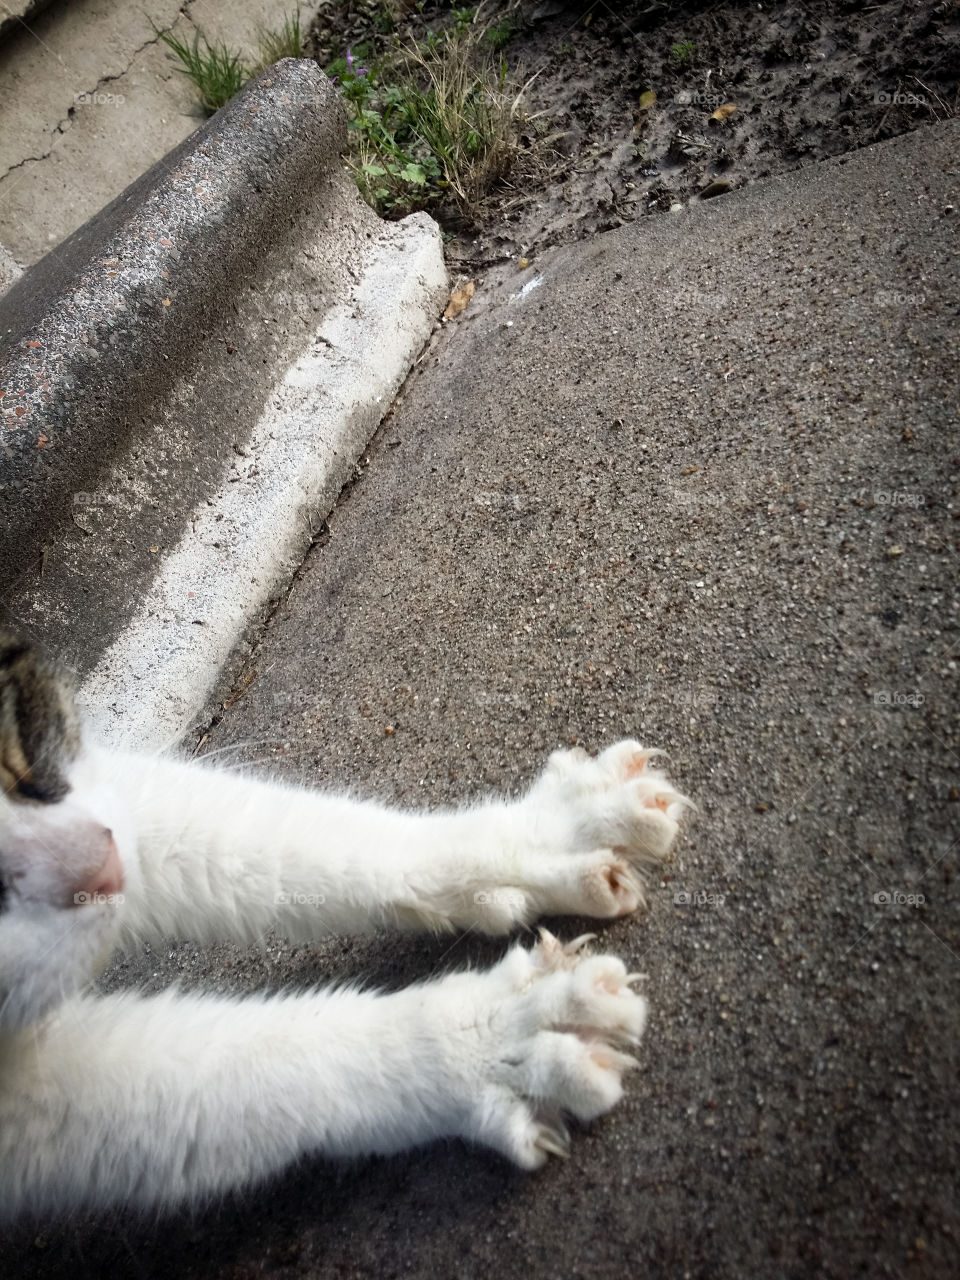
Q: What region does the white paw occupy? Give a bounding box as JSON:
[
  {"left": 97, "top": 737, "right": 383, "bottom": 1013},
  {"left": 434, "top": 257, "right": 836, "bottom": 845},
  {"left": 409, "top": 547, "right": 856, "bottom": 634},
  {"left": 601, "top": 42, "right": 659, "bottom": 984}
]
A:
[
  {"left": 446, "top": 931, "right": 647, "bottom": 1168},
  {"left": 468, "top": 740, "right": 692, "bottom": 930}
]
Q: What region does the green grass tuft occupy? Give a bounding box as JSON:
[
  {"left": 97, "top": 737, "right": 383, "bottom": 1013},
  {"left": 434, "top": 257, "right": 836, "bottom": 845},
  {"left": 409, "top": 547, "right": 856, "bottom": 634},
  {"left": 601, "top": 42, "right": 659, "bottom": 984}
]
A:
[
  {"left": 258, "top": 9, "right": 304, "bottom": 65},
  {"left": 160, "top": 11, "right": 304, "bottom": 118},
  {"left": 159, "top": 4, "right": 535, "bottom": 223},
  {"left": 159, "top": 29, "right": 250, "bottom": 113},
  {"left": 337, "top": 15, "right": 531, "bottom": 221}
]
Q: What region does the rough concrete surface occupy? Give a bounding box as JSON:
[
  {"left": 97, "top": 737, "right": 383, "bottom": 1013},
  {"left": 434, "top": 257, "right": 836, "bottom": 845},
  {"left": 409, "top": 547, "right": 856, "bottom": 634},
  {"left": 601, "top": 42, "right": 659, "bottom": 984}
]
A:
[
  {"left": 0, "top": 58, "right": 446, "bottom": 739},
  {"left": 0, "top": 0, "right": 306, "bottom": 265},
  {"left": 2, "top": 124, "right": 958, "bottom": 1278},
  {"left": 0, "top": 239, "right": 21, "bottom": 292}
]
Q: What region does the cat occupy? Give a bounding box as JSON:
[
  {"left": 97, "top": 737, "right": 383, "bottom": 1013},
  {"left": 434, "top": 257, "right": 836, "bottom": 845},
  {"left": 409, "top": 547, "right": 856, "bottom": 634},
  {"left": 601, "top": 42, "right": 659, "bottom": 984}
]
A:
[{"left": 0, "top": 628, "right": 691, "bottom": 1220}]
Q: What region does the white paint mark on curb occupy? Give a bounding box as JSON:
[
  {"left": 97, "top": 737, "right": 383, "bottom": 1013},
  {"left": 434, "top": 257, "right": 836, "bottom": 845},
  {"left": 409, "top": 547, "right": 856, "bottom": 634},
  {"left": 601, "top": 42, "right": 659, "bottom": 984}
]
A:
[
  {"left": 79, "top": 213, "right": 447, "bottom": 751},
  {"left": 510, "top": 274, "right": 544, "bottom": 302}
]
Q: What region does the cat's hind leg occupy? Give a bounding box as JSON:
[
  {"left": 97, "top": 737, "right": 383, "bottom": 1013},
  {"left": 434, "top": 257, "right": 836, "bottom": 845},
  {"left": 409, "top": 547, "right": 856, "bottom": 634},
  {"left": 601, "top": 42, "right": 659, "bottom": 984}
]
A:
[{"left": 0, "top": 932, "right": 646, "bottom": 1217}]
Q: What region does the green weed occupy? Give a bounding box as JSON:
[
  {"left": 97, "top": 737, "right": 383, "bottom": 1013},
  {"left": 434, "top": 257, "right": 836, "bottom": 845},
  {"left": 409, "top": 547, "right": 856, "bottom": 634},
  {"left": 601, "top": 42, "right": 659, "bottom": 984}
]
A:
[
  {"left": 160, "top": 11, "right": 304, "bottom": 116},
  {"left": 159, "top": 29, "right": 250, "bottom": 113},
  {"left": 336, "top": 18, "right": 529, "bottom": 220},
  {"left": 670, "top": 38, "right": 696, "bottom": 67},
  {"left": 161, "top": 4, "right": 531, "bottom": 223}
]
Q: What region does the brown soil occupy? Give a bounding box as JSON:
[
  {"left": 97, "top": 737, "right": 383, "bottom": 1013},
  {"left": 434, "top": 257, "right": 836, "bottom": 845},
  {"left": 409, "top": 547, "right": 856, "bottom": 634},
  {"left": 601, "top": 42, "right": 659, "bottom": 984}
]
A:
[{"left": 309, "top": 0, "right": 957, "bottom": 266}]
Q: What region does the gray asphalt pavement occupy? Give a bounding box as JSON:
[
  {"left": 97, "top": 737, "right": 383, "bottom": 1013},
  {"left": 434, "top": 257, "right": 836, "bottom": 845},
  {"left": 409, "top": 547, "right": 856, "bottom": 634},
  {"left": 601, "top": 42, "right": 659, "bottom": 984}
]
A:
[{"left": 4, "top": 121, "right": 958, "bottom": 1279}]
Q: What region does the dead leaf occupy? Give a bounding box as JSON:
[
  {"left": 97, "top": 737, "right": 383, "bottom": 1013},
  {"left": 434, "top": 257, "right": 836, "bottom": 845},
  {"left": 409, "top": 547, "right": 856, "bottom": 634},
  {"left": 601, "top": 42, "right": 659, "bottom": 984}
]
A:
[
  {"left": 680, "top": 465, "right": 699, "bottom": 476},
  {"left": 444, "top": 280, "right": 475, "bottom": 320},
  {"left": 886, "top": 545, "right": 905, "bottom": 558},
  {"left": 700, "top": 178, "right": 734, "bottom": 200},
  {"left": 638, "top": 90, "right": 657, "bottom": 112},
  {"left": 709, "top": 103, "right": 737, "bottom": 124},
  {"left": 518, "top": 257, "right": 530, "bottom": 270}
]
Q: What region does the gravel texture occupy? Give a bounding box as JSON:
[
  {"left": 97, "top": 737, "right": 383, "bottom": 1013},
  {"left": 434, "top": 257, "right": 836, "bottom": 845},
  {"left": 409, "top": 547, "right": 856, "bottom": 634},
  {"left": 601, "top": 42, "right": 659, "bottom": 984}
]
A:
[{"left": 2, "top": 121, "right": 958, "bottom": 1280}]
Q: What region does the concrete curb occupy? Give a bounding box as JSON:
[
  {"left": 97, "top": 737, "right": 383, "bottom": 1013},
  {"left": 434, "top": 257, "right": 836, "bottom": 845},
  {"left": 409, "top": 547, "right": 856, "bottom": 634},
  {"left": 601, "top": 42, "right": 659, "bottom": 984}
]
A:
[
  {"left": 80, "top": 214, "right": 444, "bottom": 750},
  {"left": 0, "top": 241, "right": 20, "bottom": 294},
  {"left": 0, "top": 58, "right": 448, "bottom": 748}
]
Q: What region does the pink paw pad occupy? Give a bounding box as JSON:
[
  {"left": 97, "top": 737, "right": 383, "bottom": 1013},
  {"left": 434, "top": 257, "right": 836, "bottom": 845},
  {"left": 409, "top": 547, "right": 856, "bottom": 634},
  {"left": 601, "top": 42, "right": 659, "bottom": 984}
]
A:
[{"left": 622, "top": 750, "right": 653, "bottom": 779}]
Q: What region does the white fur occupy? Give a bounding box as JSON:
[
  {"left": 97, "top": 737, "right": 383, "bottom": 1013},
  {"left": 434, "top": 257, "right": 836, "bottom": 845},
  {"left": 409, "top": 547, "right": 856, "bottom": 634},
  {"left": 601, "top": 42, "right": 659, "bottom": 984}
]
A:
[{"left": 0, "top": 736, "right": 689, "bottom": 1219}]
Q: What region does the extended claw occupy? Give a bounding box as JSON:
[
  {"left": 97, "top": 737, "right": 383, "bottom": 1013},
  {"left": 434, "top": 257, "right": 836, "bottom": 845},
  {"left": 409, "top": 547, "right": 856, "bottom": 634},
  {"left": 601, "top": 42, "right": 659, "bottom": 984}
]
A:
[
  {"left": 536, "top": 927, "right": 562, "bottom": 955},
  {"left": 622, "top": 746, "right": 670, "bottom": 778},
  {"left": 564, "top": 932, "right": 597, "bottom": 956},
  {"left": 534, "top": 1125, "right": 571, "bottom": 1159},
  {"left": 589, "top": 1044, "right": 640, "bottom": 1072}
]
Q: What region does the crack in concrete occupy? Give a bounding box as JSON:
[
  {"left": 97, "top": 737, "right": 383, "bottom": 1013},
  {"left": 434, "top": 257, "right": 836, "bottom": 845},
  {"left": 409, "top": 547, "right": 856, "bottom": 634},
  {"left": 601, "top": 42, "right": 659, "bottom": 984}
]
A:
[
  {"left": 0, "top": 6, "right": 195, "bottom": 186},
  {"left": 0, "top": 117, "right": 68, "bottom": 176}
]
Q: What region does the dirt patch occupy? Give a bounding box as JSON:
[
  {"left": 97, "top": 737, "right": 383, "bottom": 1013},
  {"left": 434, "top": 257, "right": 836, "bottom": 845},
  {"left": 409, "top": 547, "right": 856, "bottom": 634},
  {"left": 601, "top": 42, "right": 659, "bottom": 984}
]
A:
[{"left": 310, "top": 0, "right": 957, "bottom": 265}]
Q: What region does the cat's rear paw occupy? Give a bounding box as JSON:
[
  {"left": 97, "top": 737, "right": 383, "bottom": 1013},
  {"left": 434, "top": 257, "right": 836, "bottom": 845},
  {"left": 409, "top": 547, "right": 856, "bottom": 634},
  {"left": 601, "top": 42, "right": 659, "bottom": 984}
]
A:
[{"left": 463, "top": 932, "right": 646, "bottom": 1168}]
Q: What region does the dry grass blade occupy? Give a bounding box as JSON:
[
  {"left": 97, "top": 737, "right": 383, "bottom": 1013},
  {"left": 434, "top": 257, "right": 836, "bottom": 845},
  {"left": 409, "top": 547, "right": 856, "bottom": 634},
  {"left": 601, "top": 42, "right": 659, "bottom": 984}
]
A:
[
  {"left": 258, "top": 9, "right": 304, "bottom": 65},
  {"left": 400, "top": 37, "right": 520, "bottom": 206},
  {"left": 348, "top": 10, "right": 533, "bottom": 222}
]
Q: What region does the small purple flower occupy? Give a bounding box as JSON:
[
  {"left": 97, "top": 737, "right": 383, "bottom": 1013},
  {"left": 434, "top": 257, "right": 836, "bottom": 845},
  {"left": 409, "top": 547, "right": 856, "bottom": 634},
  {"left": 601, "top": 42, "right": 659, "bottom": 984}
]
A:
[{"left": 345, "top": 48, "right": 368, "bottom": 77}]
